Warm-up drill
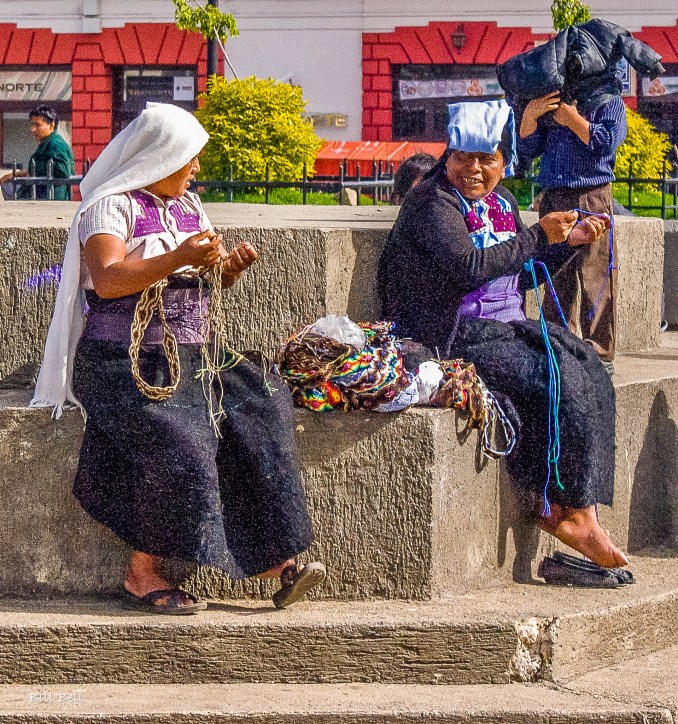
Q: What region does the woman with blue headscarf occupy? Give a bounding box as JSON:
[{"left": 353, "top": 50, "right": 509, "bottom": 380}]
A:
[{"left": 378, "top": 99, "right": 626, "bottom": 570}]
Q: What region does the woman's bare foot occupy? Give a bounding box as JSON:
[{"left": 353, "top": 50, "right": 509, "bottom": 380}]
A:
[
  {"left": 124, "top": 550, "right": 196, "bottom": 607},
  {"left": 256, "top": 558, "right": 296, "bottom": 580},
  {"left": 537, "top": 504, "right": 629, "bottom": 568}
]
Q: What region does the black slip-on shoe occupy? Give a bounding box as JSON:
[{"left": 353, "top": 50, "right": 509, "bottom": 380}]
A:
[
  {"left": 538, "top": 556, "right": 622, "bottom": 589},
  {"left": 551, "top": 550, "right": 635, "bottom": 585}
]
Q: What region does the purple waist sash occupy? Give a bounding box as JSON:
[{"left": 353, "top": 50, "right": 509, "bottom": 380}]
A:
[
  {"left": 82, "top": 283, "right": 209, "bottom": 345},
  {"left": 458, "top": 274, "right": 525, "bottom": 324}
]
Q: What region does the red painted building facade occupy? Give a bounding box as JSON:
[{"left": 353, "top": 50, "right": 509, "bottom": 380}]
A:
[
  {"left": 0, "top": 22, "right": 217, "bottom": 172},
  {"left": 362, "top": 20, "right": 678, "bottom": 147}
]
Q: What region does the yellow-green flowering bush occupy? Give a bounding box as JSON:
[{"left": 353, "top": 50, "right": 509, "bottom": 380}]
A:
[
  {"left": 195, "top": 76, "right": 324, "bottom": 182},
  {"left": 615, "top": 107, "right": 672, "bottom": 189}
]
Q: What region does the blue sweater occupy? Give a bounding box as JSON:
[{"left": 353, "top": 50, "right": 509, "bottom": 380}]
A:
[{"left": 517, "top": 96, "right": 627, "bottom": 190}]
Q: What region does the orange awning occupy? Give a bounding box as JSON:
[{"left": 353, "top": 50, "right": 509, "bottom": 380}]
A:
[{"left": 314, "top": 140, "right": 447, "bottom": 176}]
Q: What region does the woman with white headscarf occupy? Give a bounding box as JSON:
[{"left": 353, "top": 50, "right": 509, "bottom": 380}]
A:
[
  {"left": 31, "top": 103, "right": 325, "bottom": 614},
  {"left": 379, "top": 100, "right": 627, "bottom": 572}
]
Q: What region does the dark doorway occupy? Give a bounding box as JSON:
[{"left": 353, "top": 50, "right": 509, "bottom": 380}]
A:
[{"left": 112, "top": 67, "right": 197, "bottom": 136}]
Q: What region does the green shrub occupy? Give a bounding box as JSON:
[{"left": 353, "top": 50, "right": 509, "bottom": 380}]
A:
[
  {"left": 195, "top": 76, "right": 324, "bottom": 183},
  {"left": 615, "top": 107, "right": 672, "bottom": 189},
  {"left": 551, "top": 0, "right": 592, "bottom": 31}
]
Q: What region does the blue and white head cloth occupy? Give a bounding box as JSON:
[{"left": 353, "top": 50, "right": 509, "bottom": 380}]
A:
[{"left": 447, "top": 99, "right": 517, "bottom": 177}]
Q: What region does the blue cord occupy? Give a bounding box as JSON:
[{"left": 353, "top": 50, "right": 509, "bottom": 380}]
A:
[
  {"left": 572, "top": 209, "right": 616, "bottom": 322},
  {"left": 524, "top": 259, "right": 567, "bottom": 517}
]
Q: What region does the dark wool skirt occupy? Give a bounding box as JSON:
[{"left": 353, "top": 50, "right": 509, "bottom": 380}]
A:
[
  {"left": 72, "top": 340, "right": 314, "bottom": 579},
  {"left": 450, "top": 317, "right": 615, "bottom": 509}
]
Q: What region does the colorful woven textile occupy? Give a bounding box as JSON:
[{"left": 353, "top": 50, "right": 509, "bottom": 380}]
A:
[
  {"left": 277, "top": 320, "right": 516, "bottom": 460},
  {"left": 277, "top": 322, "right": 408, "bottom": 412}
]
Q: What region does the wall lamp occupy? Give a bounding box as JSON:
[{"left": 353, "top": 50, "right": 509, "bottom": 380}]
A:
[{"left": 452, "top": 24, "right": 467, "bottom": 52}]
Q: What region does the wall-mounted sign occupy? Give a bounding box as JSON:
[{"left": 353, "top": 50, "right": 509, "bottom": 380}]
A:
[
  {"left": 126, "top": 74, "right": 174, "bottom": 103},
  {"left": 173, "top": 76, "right": 195, "bottom": 101},
  {"left": 306, "top": 113, "right": 348, "bottom": 128},
  {"left": 618, "top": 59, "right": 637, "bottom": 97},
  {"left": 641, "top": 76, "right": 678, "bottom": 97},
  {"left": 399, "top": 78, "right": 502, "bottom": 101},
  {"left": 0, "top": 71, "right": 72, "bottom": 102}
]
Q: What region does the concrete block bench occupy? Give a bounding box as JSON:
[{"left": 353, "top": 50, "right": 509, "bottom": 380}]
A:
[
  {"left": 1, "top": 344, "right": 677, "bottom": 601},
  {"left": 0, "top": 205, "right": 665, "bottom": 387},
  {"left": 0, "top": 205, "right": 672, "bottom": 601}
]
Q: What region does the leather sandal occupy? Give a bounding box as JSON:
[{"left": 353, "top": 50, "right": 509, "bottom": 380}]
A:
[
  {"left": 272, "top": 561, "right": 326, "bottom": 609},
  {"left": 120, "top": 587, "right": 208, "bottom": 615},
  {"left": 538, "top": 556, "right": 623, "bottom": 589}
]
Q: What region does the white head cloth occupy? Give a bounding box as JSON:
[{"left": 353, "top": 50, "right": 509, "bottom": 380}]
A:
[
  {"left": 447, "top": 99, "right": 518, "bottom": 176},
  {"left": 30, "top": 103, "right": 209, "bottom": 417}
]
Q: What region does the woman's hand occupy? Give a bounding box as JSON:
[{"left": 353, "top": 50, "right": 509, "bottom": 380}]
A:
[
  {"left": 174, "top": 230, "right": 222, "bottom": 268},
  {"left": 566, "top": 214, "right": 610, "bottom": 247},
  {"left": 538, "top": 211, "right": 579, "bottom": 245},
  {"left": 519, "top": 91, "right": 561, "bottom": 137},
  {"left": 219, "top": 241, "right": 258, "bottom": 287}
]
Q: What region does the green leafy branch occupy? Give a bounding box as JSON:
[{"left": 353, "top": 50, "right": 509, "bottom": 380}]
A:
[
  {"left": 172, "top": 0, "right": 240, "bottom": 77},
  {"left": 551, "top": 0, "right": 592, "bottom": 31}
]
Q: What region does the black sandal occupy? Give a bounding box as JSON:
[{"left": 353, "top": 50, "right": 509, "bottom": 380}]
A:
[
  {"left": 272, "top": 562, "right": 326, "bottom": 609},
  {"left": 538, "top": 554, "right": 632, "bottom": 589},
  {"left": 120, "top": 587, "right": 208, "bottom": 615}
]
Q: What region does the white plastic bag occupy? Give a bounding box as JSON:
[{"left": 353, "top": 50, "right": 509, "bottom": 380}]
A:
[
  {"left": 310, "top": 315, "right": 367, "bottom": 349},
  {"left": 415, "top": 361, "right": 445, "bottom": 404}
]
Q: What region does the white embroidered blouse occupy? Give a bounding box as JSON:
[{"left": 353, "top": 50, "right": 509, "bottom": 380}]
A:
[{"left": 78, "top": 188, "right": 211, "bottom": 290}]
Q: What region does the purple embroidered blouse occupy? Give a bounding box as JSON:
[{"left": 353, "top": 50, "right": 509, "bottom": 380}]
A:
[{"left": 455, "top": 190, "right": 526, "bottom": 324}]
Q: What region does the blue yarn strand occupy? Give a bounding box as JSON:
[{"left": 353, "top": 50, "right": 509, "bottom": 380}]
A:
[{"left": 525, "top": 258, "right": 566, "bottom": 517}]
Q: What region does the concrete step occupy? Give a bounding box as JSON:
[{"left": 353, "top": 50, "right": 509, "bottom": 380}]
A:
[
  {"left": 2, "top": 342, "right": 678, "bottom": 601},
  {"left": 568, "top": 641, "right": 678, "bottom": 719},
  {"left": 1, "top": 556, "right": 678, "bottom": 686},
  {"left": 0, "top": 682, "right": 672, "bottom": 723}
]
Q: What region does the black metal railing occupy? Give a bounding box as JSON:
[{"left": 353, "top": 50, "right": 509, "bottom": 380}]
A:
[
  {"left": 7, "top": 155, "right": 676, "bottom": 216},
  {"left": 522, "top": 160, "right": 678, "bottom": 219},
  {"left": 4, "top": 158, "right": 88, "bottom": 200},
  {"left": 190, "top": 160, "right": 396, "bottom": 205}
]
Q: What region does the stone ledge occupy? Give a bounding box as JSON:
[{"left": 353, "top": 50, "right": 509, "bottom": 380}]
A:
[
  {"left": 0, "top": 211, "right": 665, "bottom": 386},
  {"left": 0, "top": 682, "right": 671, "bottom": 723},
  {"left": 2, "top": 350, "right": 678, "bottom": 600},
  {"left": 1, "top": 556, "right": 678, "bottom": 686}
]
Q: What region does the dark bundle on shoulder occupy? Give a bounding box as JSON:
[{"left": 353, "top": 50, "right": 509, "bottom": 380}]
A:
[{"left": 497, "top": 19, "right": 664, "bottom": 117}]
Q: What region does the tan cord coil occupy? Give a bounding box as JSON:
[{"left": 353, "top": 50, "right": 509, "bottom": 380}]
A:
[
  {"left": 129, "top": 277, "right": 181, "bottom": 401},
  {"left": 129, "top": 262, "right": 243, "bottom": 435}
]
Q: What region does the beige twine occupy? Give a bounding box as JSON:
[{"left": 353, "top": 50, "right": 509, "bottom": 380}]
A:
[{"left": 129, "top": 263, "right": 243, "bottom": 433}]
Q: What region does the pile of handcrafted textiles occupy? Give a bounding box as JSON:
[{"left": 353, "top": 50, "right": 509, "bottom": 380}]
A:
[{"left": 276, "top": 316, "right": 515, "bottom": 459}]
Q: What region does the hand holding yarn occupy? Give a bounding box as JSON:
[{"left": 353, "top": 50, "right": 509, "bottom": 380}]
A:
[
  {"left": 567, "top": 213, "right": 610, "bottom": 247},
  {"left": 175, "top": 230, "right": 222, "bottom": 268},
  {"left": 220, "top": 242, "right": 258, "bottom": 275},
  {"left": 538, "top": 210, "right": 579, "bottom": 244}
]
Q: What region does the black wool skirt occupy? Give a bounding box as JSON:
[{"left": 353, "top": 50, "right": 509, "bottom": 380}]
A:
[
  {"left": 450, "top": 317, "right": 615, "bottom": 510},
  {"left": 72, "top": 340, "right": 314, "bottom": 579}
]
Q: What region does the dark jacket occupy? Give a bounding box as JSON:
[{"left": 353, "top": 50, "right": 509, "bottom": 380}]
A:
[
  {"left": 497, "top": 19, "right": 664, "bottom": 116},
  {"left": 377, "top": 168, "right": 577, "bottom": 357},
  {"left": 19, "top": 131, "right": 75, "bottom": 200}
]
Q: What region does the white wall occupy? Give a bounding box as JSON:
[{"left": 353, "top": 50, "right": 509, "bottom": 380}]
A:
[
  {"left": 1, "top": 1, "right": 676, "bottom": 141},
  {"left": 3, "top": 0, "right": 675, "bottom": 33}
]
